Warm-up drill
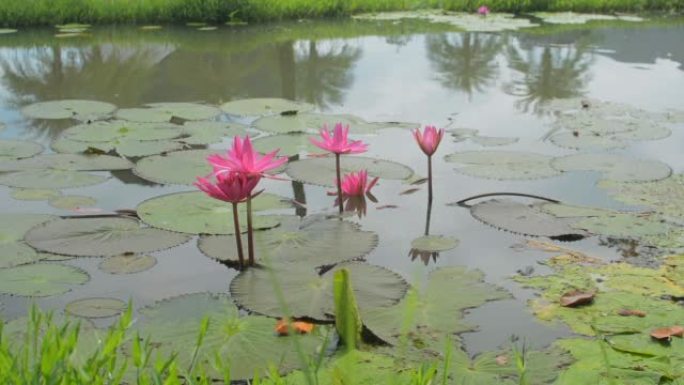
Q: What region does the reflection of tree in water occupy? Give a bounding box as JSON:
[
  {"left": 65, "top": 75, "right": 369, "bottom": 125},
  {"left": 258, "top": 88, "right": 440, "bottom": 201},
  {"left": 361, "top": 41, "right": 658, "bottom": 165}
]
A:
[
  {"left": 426, "top": 32, "right": 503, "bottom": 98},
  {"left": 504, "top": 39, "right": 592, "bottom": 114},
  {"left": 292, "top": 40, "right": 361, "bottom": 109},
  {"left": 0, "top": 43, "right": 173, "bottom": 139}
]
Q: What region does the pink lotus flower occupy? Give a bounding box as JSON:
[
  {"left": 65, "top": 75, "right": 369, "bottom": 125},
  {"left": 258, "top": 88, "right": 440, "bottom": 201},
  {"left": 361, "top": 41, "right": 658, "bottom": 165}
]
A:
[
  {"left": 208, "top": 135, "right": 287, "bottom": 177},
  {"left": 413, "top": 125, "right": 445, "bottom": 156},
  {"left": 330, "top": 170, "right": 378, "bottom": 197},
  {"left": 194, "top": 172, "right": 260, "bottom": 204},
  {"left": 310, "top": 123, "right": 368, "bottom": 155},
  {"left": 478, "top": 5, "right": 490, "bottom": 15}
]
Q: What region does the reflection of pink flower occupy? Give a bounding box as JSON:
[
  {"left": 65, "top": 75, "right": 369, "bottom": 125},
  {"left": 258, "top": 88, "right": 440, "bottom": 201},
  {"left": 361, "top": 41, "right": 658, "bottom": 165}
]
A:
[
  {"left": 478, "top": 5, "right": 490, "bottom": 15},
  {"left": 413, "top": 125, "right": 445, "bottom": 156},
  {"left": 338, "top": 170, "right": 379, "bottom": 197},
  {"left": 310, "top": 123, "right": 367, "bottom": 155},
  {"left": 208, "top": 136, "right": 287, "bottom": 177},
  {"left": 195, "top": 172, "right": 260, "bottom": 204}
]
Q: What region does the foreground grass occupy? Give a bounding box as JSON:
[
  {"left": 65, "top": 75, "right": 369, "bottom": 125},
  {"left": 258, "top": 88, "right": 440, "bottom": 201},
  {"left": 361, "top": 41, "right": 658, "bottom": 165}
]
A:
[{"left": 0, "top": 0, "right": 682, "bottom": 27}]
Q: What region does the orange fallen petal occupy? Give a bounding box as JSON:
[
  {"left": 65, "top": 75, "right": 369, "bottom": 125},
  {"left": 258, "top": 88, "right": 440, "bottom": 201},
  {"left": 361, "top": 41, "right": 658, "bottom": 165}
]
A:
[
  {"left": 275, "top": 318, "right": 290, "bottom": 336},
  {"left": 275, "top": 318, "right": 314, "bottom": 336},
  {"left": 651, "top": 326, "right": 684, "bottom": 341},
  {"left": 293, "top": 321, "right": 314, "bottom": 334}
]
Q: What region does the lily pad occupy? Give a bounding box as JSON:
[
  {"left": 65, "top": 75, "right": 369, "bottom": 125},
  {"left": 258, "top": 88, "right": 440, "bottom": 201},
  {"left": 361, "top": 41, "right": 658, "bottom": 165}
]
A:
[
  {"left": 445, "top": 151, "right": 561, "bottom": 180},
  {"left": 252, "top": 133, "right": 319, "bottom": 157},
  {"left": 572, "top": 213, "right": 671, "bottom": 238},
  {"left": 137, "top": 191, "right": 288, "bottom": 234},
  {"left": 470, "top": 136, "right": 519, "bottom": 147},
  {"left": 48, "top": 195, "right": 97, "bottom": 210},
  {"left": 253, "top": 113, "right": 418, "bottom": 135},
  {"left": 199, "top": 216, "right": 377, "bottom": 267},
  {"left": 65, "top": 297, "right": 126, "bottom": 318},
  {"left": 63, "top": 120, "right": 183, "bottom": 142},
  {"left": 25, "top": 217, "right": 192, "bottom": 257},
  {"left": 99, "top": 254, "right": 157, "bottom": 275},
  {"left": 230, "top": 262, "right": 408, "bottom": 320},
  {"left": 21, "top": 99, "right": 116, "bottom": 120},
  {"left": 0, "top": 263, "right": 88, "bottom": 296},
  {"left": 286, "top": 156, "right": 413, "bottom": 187},
  {"left": 548, "top": 132, "right": 627, "bottom": 151},
  {"left": 51, "top": 136, "right": 115, "bottom": 154},
  {"left": 10, "top": 188, "right": 62, "bottom": 201},
  {"left": 0, "top": 153, "right": 133, "bottom": 172},
  {"left": 410, "top": 235, "right": 459, "bottom": 252},
  {"left": 220, "top": 98, "right": 315, "bottom": 116},
  {"left": 0, "top": 214, "right": 58, "bottom": 269},
  {"left": 540, "top": 202, "right": 616, "bottom": 218},
  {"left": 363, "top": 267, "right": 510, "bottom": 349},
  {"left": 178, "top": 121, "right": 247, "bottom": 145},
  {"left": 136, "top": 293, "right": 329, "bottom": 380},
  {"left": 599, "top": 174, "right": 684, "bottom": 220},
  {"left": 0, "top": 140, "right": 43, "bottom": 160},
  {"left": 133, "top": 149, "right": 221, "bottom": 185},
  {"left": 116, "top": 103, "right": 221, "bottom": 122},
  {"left": 0, "top": 169, "right": 108, "bottom": 189},
  {"left": 470, "top": 199, "right": 586, "bottom": 239},
  {"left": 354, "top": 11, "right": 538, "bottom": 32},
  {"left": 532, "top": 12, "right": 617, "bottom": 24},
  {"left": 115, "top": 140, "right": 184, "bottom": 157},
  {"left": 552, "top": 153, "right": 671, "bottom": 182},
  {"left": 0, "top": 29, "right": 18, "bottom": 34}
]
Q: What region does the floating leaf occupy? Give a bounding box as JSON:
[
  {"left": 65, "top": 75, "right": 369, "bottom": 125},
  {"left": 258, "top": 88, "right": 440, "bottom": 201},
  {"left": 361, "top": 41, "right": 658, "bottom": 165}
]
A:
[
  {"left": 199, "top": 216, "right": 377, "bottom": 267},
  {"left": 220, "top": 98, "right": 315, "bottom": 116},
  {"left": 445, "top": 151, "right": 560, "bottom": 180},
  {"left": 0, "top": 213, "right": 57, "bottom": 268},
  {"left": 560, "top": 290, "right": 595, "bottom": 307},
  {"left": 572, "top": 213, "right": 671, "bottom": 239},
  {"left": 286, "top": 156, "right": 413, "bottom": 187},
  {"left": 0, "top": 140, "right": 43, "bottom": 160},
  {"left": 133, "top": 149, "right": 221, "bottom": 185},
  {"left": 230, "top": 262, "right": 408, "bottom": 320},
  {"left": 532, "top": 12, "right": 618, "bottom": 24},
  {"left": 548, "top": 132, "right": 627, "bottom": 151},
  {"left": 0, "top": 169, "right": 108, "bottom": 189},
  {"left": 21, "top": 99, "right": 116, "bottom": 120},
  {"left": 0, "top": 29, "right": 18, "bottom": 34},
  {"left": 136, "top": 293, "right": 329, "bottom": 380},
  {"left": 99, "top": 254, "right": 157, "bottom": 274},
  {"left": 10, "top": 188, "right": 61, "bottom": 201},
  {"left": 470, "top": 199, "right": 586, "bottom": 239},
  {"left": 362, "top": 267, "right": 510, "bottom": 349},
  {"left": 253, "top": 113, "right": 418, "bottom": 135},
  {"left": 0, "top": 263, "right": 88, "bottom": 296},
  {"left": 48, "top": 195, "right": 97, "bottom": 210},
  {"left": 65, "top": 297, "right": 126, "bottom": 318},
  {"left": 0, "top": 153, "right": 132, "bottom": 172},
  {"left": 137, "top": 191, "right": 287, "bottom": 234},
  {"left": 252, "top": 133, "right": 318, "bottom": 157},
  {"left": 551, "top": 153, "right": 671, "bottom": 182},
  {"left": 25, "top": 217, "right": 191, "bottom": 257},
  {"left": 470, "top": 136, "right": 519, "bottom": 147},
  {"left": 539, "top": 202, "right": 616, "bottom": 218},
  {"left": 51, "top": 136, "right": 114, "bottom": 154},
  {"left": 178, "top": 121, "right": 247, "bottom": 145},
  {"left": 116, "top": 103, "right": 220, "bottom": 122},
  {"left": 115, "top": 140, "right": 184, "bottom": 157},
  {"left": 410, "top": 235, "right": 459, "bottom": 252},
  {"left": 650, "top": 326, "right": 684, "bottom": 341},
  {"left": 599, "top": 174, "right": 684, "bottom": 221},
  {"left": 354, "top": 11, "right": 538, "bottom": 32},
  {"left": 63, "top": 120, "right": 183, "bottom": 142}
]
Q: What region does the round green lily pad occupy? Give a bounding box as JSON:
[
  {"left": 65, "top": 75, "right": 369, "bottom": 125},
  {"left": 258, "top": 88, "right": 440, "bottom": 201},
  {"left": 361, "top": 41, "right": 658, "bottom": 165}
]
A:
[
  {"left": 25, "top": 217, "right": 192, "bottom": 257},
  {"left": 0, "top": 170, "right": 108, "bottom": 189},
  {"left": 133, "top": 149, "right": 221, "bottom": 185},
  {"left": 116, "top": 103, "right": 221, "bottom": 122},
  {"left": 65, "top": 297, "right": 127, "bottom": 318},
  {"left": 532, "top": 12, "right": 617, "bottom": 24},
  {"left": 470, "top": 199, "right": 585, "bottom": 238},
  {"left": 253, "top": 113, "right": 418, "bottom": 135},
  {"left": 48, "top": 195, "right": 97, "bottom": 210},
  {"left": 0, "top": 140, "right": 43, "bottom": 159},
  {"left": 99, "top": 254, "right": 157, "bottom": 275},
  {"left": 445, "top": 151, "right": 561, "bottom": 180},
  {"left": 199, "top": 216, "right": 377, "bottom": 267},
  {"left": 51, "top": 136, "right": 114, "bottom": 154},
  {"left": 63, "top": 120, "right": 184, "bottom": 142},
  {"left": 572, "top": 213, "right": 671, "bottom": 238},
  {"left": 540, "top": 203, "right": 616, "bottom": 218},
  {"left": 0, "top": 214, "right": 56, "bottom": 269},
  {"left": 252, "top": 133, "right": 318, "bottom": 157},
  {"left": 137, "top": 191, "right": 288, "bottom": 235},
  {"left": 115, "top": 140, "right": 184, "bottom": 157},
  {"left": 470, "top": 136, "right": 519, "bottom": 147},
  {"left": 548, "top": 132, "right": 627, "bottom": 150},
  {"left": 137, "top": 293, "right": 328, "bottom": 380},
  {"left": 551, "top": 153, "right": 671, "bottom": 182},
  {"left": 21, "top": 99, "right": 116, "bottom": 120},
  {"left": 0, "top": 153, "right": 132, "bottom": 172},
  {"left": 0, "top": 242, "right": 44, "bottom": 269},
  {"left": 286, "top": 156, "right": 413, "bottom": 187},
  {"left": 178, "top": 121, "right": 247, "bottom": 145},
  {"left": 0, "top": 263, "right": 89, "bottom": 296},
  {"left": 10, "top": 188, "right": 61, "bottom": 201},
  {"left": 598, "top": 174, "right": 684, "bottom": 220},
  {"left": 230, "top": 262, "right": 408, "bottom": 320},
  {"left": 220, "top": 98, "right": 315, "bottom": 116},
  {"left": 410, "top": 235, "right": 459, "bottom": 252}
]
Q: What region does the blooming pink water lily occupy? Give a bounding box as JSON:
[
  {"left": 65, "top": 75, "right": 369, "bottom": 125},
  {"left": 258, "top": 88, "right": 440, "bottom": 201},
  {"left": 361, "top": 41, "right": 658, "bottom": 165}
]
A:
[
  {"left": 194, "top": 172, "right": 260, "bottom": 204},
  {"left": 478, "top": 5, "right": 490, "bottom": 15},
  {"left": 413, "top": 125, "right": 445, "bottom": 156},
  {"left": 208, "top": 135, "right": 287, "bottom": 177},
  {"left": 310, "top": 123, "right": 368, "bottom": 155},
  {"left": 333, "top": 170, "right": 379, "bottom": 197}
]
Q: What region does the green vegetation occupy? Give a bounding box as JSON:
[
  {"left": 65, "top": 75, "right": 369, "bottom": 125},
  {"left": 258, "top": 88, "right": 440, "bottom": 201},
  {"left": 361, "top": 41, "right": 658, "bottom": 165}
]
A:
[{"left": 0, "top": 0, "right": 681, "bottom": 27}]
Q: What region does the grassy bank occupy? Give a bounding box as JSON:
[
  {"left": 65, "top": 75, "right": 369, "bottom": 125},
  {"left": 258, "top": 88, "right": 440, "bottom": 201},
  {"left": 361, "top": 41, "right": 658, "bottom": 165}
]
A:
[{"left": 0, "top": 0, "right": 682, "bottom": 27}]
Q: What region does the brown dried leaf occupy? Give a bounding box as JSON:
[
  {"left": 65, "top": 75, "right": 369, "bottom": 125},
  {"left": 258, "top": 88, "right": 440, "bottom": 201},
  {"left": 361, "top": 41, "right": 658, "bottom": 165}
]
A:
[
  {"left": 650, "top": 326, "right": 684, "bottom": 341},
  {"left": 560, "top": 290, "right": 595, "bottom": 307},
  {"left": 495, "top": 354, "right": 509, "bottom": 366},
  {"left": 399, "top": 188, "right": 420, "bottom": 195},
  {"left": 618, "top": 309, "right": 647, "bottom": 317},
  {"left": 376, "top": 204, "right": 399, "bottom": 210}
]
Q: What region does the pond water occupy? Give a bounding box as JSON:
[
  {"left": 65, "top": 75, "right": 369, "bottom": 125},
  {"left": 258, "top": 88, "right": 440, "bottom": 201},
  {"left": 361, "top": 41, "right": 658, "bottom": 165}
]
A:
[{"left": 1, "top": 15, "right": 684, "bottom": 369}]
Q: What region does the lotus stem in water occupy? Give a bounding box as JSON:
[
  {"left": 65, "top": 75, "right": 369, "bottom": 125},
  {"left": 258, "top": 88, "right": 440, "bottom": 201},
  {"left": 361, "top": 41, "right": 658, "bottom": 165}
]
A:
[
  {"left": 231, "top": 202, "right": 245, "bottom": 269},
  {"left": 246, "top": 197, "right": 255, "bottom": 266}
]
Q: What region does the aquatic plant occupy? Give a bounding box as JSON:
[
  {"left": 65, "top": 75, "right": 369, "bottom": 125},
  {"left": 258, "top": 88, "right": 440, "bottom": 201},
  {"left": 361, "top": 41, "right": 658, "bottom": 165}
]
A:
[
  {"left": 413, "top": 125, "right": 444, "bottom": 203},
  {"left": 310, "top": 122, "right": 368, "bottom": 214},
  {"left": 478, "top": 5, "right": 491, "bottom": 15}
]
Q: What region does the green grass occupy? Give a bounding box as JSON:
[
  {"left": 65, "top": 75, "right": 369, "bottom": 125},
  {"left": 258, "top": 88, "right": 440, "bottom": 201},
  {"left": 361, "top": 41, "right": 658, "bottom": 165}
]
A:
[{"left": 0, "top": 0, "right": 681, "bottom": 27}]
